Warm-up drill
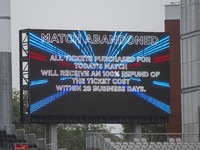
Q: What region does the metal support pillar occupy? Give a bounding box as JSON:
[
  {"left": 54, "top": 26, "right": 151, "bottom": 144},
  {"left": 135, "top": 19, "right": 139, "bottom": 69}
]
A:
[
  {"left": 130, "top": 124, "right": 142, "bottom": 141},
  {"left": 45, "top": 124, "right": 57, "bottom": 150}
]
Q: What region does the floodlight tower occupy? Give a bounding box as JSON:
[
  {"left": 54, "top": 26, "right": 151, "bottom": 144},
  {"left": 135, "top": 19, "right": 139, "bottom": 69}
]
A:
[{"left": 0, "top": 0, "right": 14, "bottom": 134}]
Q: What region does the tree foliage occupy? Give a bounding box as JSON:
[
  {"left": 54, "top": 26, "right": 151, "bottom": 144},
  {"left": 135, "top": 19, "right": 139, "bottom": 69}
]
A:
[
  {"left": 12, "top": 89, "right": 45, "bottom": 138},
  {"left": 57, "top": 124, "right": 110, "bottom": 149},
  {"left": 12, "top": 89, "right": 20, "bottom": 124},
  {"left": 122, "top": 123, "right": 167, "bottom": 133},
  {"left": 142, "top": 124, "right": 167, "bottom": 133}
]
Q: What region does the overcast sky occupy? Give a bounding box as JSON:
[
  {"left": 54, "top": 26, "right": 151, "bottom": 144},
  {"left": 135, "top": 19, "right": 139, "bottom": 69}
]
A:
[{"left": 10, "top": 0, "right": 178, "bottom": 132}]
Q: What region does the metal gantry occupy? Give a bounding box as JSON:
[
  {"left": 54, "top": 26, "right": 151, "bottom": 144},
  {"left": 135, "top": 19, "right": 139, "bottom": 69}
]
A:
[{"left": 19, "top": 29, "right": 30, "bottom": 123}]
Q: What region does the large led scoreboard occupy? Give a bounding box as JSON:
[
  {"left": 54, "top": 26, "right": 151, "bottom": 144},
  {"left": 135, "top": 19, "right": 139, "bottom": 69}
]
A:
[{"left": 19, "top": 29, "right": 170, "bottom": 123}]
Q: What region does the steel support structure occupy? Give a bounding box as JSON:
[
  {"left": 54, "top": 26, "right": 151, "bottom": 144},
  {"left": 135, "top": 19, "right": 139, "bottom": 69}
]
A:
[{"left": 19, "top": 29, "right": 30, "bottom": 123}]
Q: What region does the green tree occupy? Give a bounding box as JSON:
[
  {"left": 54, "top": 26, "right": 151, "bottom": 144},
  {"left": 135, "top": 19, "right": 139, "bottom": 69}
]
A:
[
  {"left": 122, "top": 123, "right": 167, "bottom": 134},
  {"left": 121, "top": 123, "right": 167, "bottom": 142},
  {"left": 142, "top": 124, "right": 167, "bottom": 142},
  {"left": 57, "top": 124, "right": 112, "bottom": 149},
  {"left": 12, "top": 89, "right": 20, "bottom": 124},
  {"left": 142, "top": 124, "right": 167, "bottom": 133},
  {"left": 12, "top": 89, "right": 45, "bottom": 138}
]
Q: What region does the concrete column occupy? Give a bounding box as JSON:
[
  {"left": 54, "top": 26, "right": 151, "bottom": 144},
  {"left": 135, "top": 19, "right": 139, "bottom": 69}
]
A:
[
  {"left": 0, "top": 0, "right": 13, "bottom": 134},
  {"left": 130, "top": 124, "right": 141, "bottom": 141},
  {"left": 45, "top": 124, "right": 57, "bottom": 150}
]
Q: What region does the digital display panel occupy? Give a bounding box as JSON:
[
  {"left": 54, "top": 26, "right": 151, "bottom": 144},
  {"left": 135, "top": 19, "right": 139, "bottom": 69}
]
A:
[{"left": 28, "top": 29, "right": 170, "bottom": 121}]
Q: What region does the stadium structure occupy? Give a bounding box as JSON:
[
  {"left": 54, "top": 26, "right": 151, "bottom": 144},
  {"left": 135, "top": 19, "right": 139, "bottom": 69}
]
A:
[{"left": 1, "top": 0, "right": 200, "bottom": 150}]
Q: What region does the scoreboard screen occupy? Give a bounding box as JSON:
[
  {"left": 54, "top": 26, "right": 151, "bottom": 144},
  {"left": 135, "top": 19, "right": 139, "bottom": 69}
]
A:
[{"left": 27, "top": 29, "right": 170, "bottom": 122}]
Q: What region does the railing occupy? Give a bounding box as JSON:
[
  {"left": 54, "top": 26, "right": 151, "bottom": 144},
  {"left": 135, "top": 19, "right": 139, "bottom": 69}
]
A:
[
  {"left": 86, "top": 132, "right": 200, "bottom": 150},
  {"left": 86, "top": 132, "right": 116, "bottom": 150}
]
